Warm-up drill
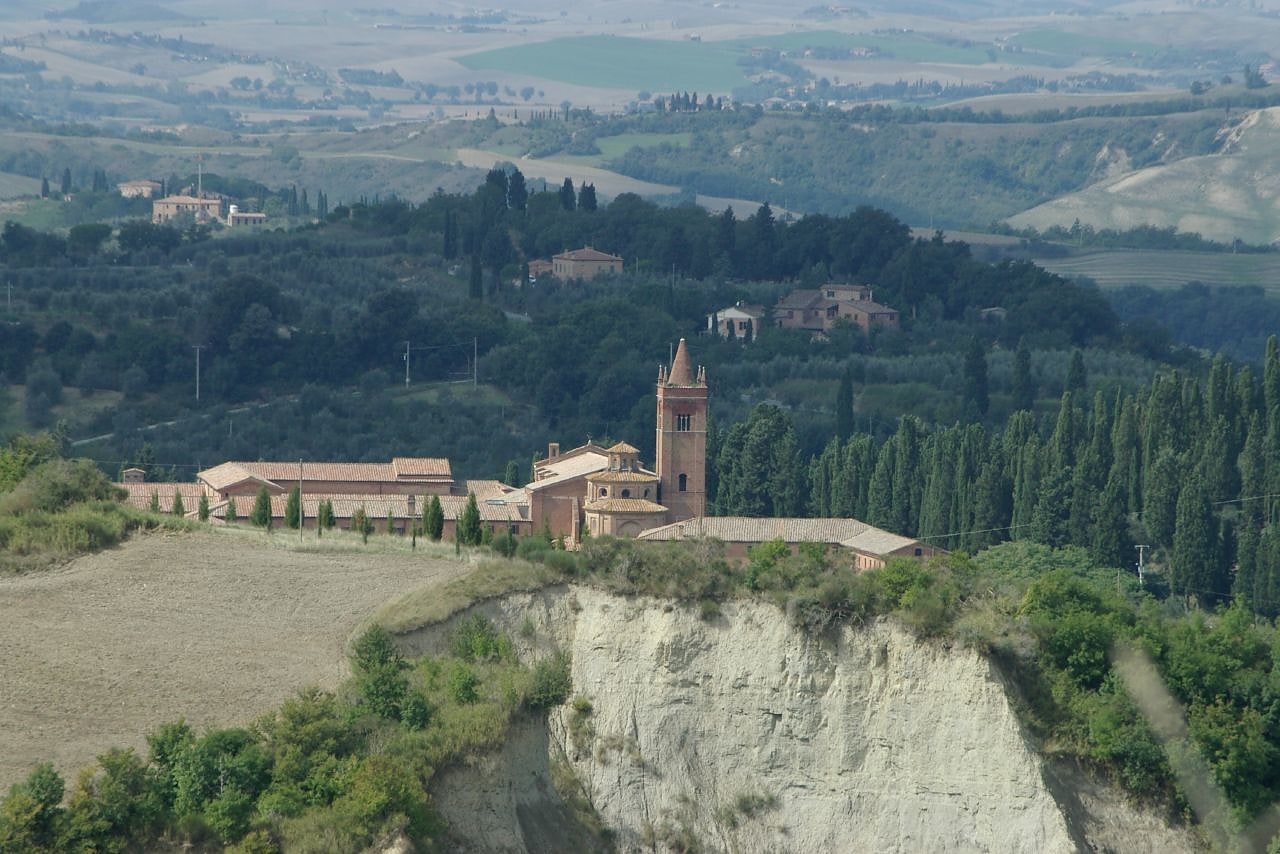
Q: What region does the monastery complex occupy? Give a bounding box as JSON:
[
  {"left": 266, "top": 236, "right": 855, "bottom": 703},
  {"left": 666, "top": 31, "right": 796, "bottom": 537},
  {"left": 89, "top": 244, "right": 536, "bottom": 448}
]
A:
[{"left": 121, "top": 339, "right": 937, "bottom": 568}]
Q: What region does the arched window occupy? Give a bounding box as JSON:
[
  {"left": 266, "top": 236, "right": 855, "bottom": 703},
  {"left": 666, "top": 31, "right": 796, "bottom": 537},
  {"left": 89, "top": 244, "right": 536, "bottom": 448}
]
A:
[
  {"left": 621, "top": 488, "right": 631, "bottom": 498},
  {"left": 678, "top": 473, "right": 687, "bottom": 492},
  {"left": 599, "top": 487, "right": 607, "bottom": 497},
  {"left": 644, "top": 488, "right": 650, "bottom": 498}
]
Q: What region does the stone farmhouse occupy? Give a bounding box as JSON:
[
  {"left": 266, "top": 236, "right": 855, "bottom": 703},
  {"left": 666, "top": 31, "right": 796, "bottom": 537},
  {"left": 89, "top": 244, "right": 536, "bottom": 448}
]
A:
[
  {"left": 118, "top": 179, "right": 163, "bottom": 199},
  {"left": 151, "top": 194, "right": 223, "bottom": 225},
  {"left": 120, "top": 339, "right": 934, "bottom": 566},
  {"left": 774, "top": 283, "right": 899, "bottom": 336},
  {"left": 550, "top": 247, "right": 623, "bottom": 280}
]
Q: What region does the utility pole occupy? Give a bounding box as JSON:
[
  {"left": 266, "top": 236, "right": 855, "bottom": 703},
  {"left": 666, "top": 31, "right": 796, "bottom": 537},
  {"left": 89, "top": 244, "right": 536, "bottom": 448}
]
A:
[
  {"left": 403, "top": 340, "right": 411, "bottom": 387},
  {"left": 6, "top": 279, "right": 10, "bottom": 313},
  {"left": 1136, "top": 544, "right": 1149, "bottom": 586},
  {"left": 473, "top": 336, "right": 478, "bottom": 387},
  {"left": 298, "top": 458, "right": 304, "bottom": 544},
  {"left": 192, "top": 345, "right": 203, "bottom": 401}
]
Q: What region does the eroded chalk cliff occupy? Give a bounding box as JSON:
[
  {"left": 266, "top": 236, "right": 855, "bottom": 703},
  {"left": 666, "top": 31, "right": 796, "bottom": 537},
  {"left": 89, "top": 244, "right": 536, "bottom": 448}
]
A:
[{"left": 404, "top": 586, "right": 1197, "bottom": 853}]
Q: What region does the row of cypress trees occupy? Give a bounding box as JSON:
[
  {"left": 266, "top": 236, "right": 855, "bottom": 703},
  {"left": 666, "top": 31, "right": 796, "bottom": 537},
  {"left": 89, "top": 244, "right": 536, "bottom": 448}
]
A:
[{"left": 719, "top": 337, "right": 1280, "bottom": 616}]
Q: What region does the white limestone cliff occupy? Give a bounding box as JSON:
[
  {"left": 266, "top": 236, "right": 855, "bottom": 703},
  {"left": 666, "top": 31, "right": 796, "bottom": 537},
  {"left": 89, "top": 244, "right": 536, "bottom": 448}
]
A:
[{"left": 406, "top": 586, "right": 1197, "bottom": 853}]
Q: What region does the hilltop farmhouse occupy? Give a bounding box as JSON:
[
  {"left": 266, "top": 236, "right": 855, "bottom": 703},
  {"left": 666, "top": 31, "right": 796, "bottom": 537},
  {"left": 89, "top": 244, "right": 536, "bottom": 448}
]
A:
[{"left": 121, "top": 339, "right": 934, "bottom": 565}]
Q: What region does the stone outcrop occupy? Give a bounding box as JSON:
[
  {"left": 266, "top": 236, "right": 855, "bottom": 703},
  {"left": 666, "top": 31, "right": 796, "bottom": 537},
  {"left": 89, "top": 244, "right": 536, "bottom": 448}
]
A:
[{"left": 407, "top": 586, "right": 1196, "bottom": 853}]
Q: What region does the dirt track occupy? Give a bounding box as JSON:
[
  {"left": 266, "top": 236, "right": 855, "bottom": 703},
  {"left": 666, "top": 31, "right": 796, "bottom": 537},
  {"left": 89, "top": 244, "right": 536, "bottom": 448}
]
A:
[{"left": 0, "top": 529, "right": 466, "bottom": 788}]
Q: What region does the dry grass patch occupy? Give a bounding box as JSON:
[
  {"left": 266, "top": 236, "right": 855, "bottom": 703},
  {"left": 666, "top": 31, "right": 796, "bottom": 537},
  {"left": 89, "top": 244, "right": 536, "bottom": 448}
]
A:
[{"left": 374, "top": 558, "right": 560, "bottom": 634}]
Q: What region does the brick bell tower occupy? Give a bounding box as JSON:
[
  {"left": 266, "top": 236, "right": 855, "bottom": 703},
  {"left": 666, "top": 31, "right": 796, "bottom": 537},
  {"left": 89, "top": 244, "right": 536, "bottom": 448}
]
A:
[{"left": 656, "top": 338, "right": 707, "bottom": 521}]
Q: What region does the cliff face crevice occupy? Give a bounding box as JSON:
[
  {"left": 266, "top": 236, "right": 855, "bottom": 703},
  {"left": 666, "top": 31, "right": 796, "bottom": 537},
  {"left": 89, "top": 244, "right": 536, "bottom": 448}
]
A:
[{"left": 409, "top": 586, "right": 1196, "bottom": 853}]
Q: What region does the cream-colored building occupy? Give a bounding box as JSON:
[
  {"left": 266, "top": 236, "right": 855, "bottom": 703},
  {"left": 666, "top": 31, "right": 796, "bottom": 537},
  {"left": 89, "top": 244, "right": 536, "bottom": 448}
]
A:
[
  {"left": 118, "top": 180, "right": 163, "bottom": 199},
  {"left": 551, "top": 247, "right": 623, "bottom": 280},
  {"left": 152, "top": 194, "right": 222, "bottom": 224}
]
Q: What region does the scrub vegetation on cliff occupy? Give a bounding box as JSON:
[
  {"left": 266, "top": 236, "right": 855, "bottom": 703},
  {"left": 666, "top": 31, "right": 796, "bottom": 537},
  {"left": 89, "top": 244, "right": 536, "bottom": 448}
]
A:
[{"left": 0, "top": 614, "right": 581, "bottom": 853}]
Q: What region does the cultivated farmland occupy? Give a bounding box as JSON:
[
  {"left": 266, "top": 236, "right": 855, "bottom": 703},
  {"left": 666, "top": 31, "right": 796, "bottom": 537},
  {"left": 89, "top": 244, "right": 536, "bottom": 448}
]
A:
[{"left": 0, "top": 528, "right": 471, "bottom": 789}]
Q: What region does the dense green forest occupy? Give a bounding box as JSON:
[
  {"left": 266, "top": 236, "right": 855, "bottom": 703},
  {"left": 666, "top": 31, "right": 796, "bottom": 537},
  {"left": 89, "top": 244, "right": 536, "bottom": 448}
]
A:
[{"left": 0, "top": 170, "right": 1149, "bottom": 483}]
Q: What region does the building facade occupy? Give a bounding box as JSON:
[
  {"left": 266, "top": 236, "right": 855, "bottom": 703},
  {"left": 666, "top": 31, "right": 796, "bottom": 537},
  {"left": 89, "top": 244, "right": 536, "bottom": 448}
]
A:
[{"left": 551, "top": 247, "right": 623, "bottom": 280}]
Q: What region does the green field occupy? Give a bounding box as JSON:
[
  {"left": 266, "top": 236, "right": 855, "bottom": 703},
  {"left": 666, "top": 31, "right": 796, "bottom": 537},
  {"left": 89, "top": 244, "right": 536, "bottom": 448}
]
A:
[
  {"left": 1009, "top": 29, "right": 1162, "bottom": 60},
  {"left": 734, "top": 30, "right": 996, "bottom": 65},
  {"left": 594, "top": 132, "right": 691, "bottom": 159},
  {"left": 1032, "top": 249, "right": 1280, "bottom": 294},
  {"left": 457, "top": 35, "right": 747, "bottom": 93},
  {"left": 0, "top": 171, "right": 39, "bottom": 199}
]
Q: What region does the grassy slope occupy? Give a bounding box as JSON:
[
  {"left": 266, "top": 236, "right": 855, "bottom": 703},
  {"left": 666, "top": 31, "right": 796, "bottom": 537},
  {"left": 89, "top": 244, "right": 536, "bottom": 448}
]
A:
[
  {"left": 1009, "top": 106, "right": 1280, "bottom": 245},
  {"left": 1031, "top": 249, "right": 1280, "bottom": 293}
]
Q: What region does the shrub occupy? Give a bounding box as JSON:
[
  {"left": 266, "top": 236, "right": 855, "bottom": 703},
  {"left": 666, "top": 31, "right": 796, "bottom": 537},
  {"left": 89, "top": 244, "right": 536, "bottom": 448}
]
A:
[
  {"left": 491, "top": 531, "right": 518, "bottom": 558},
  {"left": 447, "top": 663, "right": 480, "bottom": 704},
  {"left": 351, "top": 625, "right": 402, "bottom": 673},
  {"left": 401, "top": 691, "right": 432, "bottom": 730},
  {"left": 527, "top": 651, "right": 572, "bottom": 710},
  {"left": 450, "top": 615, "right": 510, "bottom": 662}
]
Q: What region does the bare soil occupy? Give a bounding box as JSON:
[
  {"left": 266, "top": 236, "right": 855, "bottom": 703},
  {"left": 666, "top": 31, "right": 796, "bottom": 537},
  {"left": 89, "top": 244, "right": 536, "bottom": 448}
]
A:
[{"left": 0, "top": 528, "right": 469, "bottom": 788}]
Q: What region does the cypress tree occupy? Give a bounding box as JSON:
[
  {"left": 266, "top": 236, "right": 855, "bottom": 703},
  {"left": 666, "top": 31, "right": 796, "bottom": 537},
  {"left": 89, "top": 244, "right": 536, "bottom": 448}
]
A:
[
  {"left": 251, "top": 485, "right": 273, "bottom": 530},
  {"left": 1065, "top": 349, "right": 1087, "bottom": 393},
  {"left": 198, "top": 493, "right": 209, "bottom": 522},
  {"left": 468, "top": 254, "right": 483, "bottom": 300},
  {"left": 148, "top": 492, "right": 160, "bottom": 513},
  {"left": 458, "top": 492, "right": 482, "bottom": 545},
  {"left": 1234, "top": 520, "right": 1260, "bottom": 606},
  {"left": 962, "top": 336, "right": 989, "bottom": 416},
  {"left": 1170, "top": 475, "right": 1216, "bottom": 603},
  {"left": 835, "top": 368, "right": 854, "bottom": 440},
  {"left": 1030, "top": 465, "right": 1073, "bottom": 548},
  {"left": 425, "top": 495, "right": 444, "bottom": 541},
  {"left": 171, "top": 492, "right": 185, "bottom": 517},
  {"left": 1010, "top": 436, "right": 1042, "bottom": 538},
  {"left": 1011, "top": 339, "right": 1034, "bottom": 412},
  {"left": 226, "top": 496, "right": 238, "bottom": 522},
  {"left": 559, "top": 177, "right": 576, "bottom": 211},
  {"left": 1264, "top": 336, "right": 1280, "bottom": 415},
  {"left": 285, "top": 486, "right": 301, "bottom": 529},
  {"left": 1142, "top": 447, "right": 1179, "bottom": 546},
  {"left": 1089, "top": 475, "right": 1130, "bottom": 569}
]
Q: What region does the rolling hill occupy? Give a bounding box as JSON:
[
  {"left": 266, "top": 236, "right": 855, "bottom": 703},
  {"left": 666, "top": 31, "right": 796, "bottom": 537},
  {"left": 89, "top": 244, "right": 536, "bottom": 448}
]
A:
[{"left": 1009, "top": 107, "right": 1280, "bottom": 245}]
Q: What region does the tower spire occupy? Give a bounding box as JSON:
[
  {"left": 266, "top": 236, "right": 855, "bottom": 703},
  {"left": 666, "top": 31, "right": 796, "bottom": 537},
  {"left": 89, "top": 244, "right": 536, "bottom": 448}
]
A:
[{"left": 668, "top": 338, "right": 694, "bottom": 386}]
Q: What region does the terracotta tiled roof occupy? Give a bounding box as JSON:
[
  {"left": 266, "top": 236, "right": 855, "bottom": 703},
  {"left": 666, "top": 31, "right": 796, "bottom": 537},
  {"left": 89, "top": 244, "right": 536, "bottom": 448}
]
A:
[
  {"left": 584, "top": 498, "right": 667, "bottom": 514},
  {"left": 844, "top": 300, "right": 898, "bottom": 315},
  {"left": 637, "top": 516, "right": 872, "bottom": 545},
  {"left": 668, "top": 338, "right": 694, "bottom": 385},
  {"left": 554, "top": 247, "right": 622, "bottom": 262},
  {"left": 606, "top": 441, "right": 640, "bottom": 454},
  {"left": 458, "top": 479, "right": 516, "bottom": 500},
  {"left": 638, "top": 516, "right": 933, "bottom": 558},
  {"left": 841, "top": 528, "right": 919, "bottom": 555},
  {"left": 529, "top": 449, "right": 608, "bottom": 491},
  {"left": 199, "top": 458, "right": 453, "bottom": 490},
  {"left": 776, "top": 290, "right": 830, "bottom": 310},
  {"left": 392, "top": 457, "right": 453, "bottom": 478},
  {"left": 198, "top": 462, "right": 279, "bottom": 492},
  {"left": 119, "top": 483, "right": 205, "bottom": 514},
  {"left": 587, "top": 470, "right": 658, "bottom": 483},
  {"left": 713, "top": 304, "right": 765, "bottom": 318},
  {"left": 440, "top": 494, "right": 530, "bottom": 522}
]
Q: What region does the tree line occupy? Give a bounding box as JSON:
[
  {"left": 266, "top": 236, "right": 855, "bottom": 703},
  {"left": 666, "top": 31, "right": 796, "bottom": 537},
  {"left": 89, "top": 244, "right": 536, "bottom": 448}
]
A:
[{"left": 715, "top": 337, "right": 1280, "bottom": 618}]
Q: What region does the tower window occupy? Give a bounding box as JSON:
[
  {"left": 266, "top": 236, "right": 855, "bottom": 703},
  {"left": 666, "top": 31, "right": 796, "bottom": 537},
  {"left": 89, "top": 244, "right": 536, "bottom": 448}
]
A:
[
  {"left": 675, "top": 414, "right": 692, "bottom": 432},
  {"left": 678, "top": 473, "right": 687, "bottom": 492},
  {"left": 599, "top": 487, "right": 607, "bottom": 497},
  {"left": 621, "top": 488, "right": 631, "bottom": 498}
]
